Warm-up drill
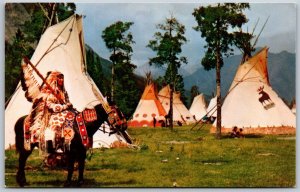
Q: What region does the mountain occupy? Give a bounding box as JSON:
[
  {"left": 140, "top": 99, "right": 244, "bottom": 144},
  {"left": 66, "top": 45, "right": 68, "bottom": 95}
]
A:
[
  {"left": 184, "top": 50, "right": 295, "bottom": 104},
  {"left": 135, "top": 63, "right": 192, "bottom": 78},
  {"left": 5, "top": 3, "right": 31, "bottom": 43}
]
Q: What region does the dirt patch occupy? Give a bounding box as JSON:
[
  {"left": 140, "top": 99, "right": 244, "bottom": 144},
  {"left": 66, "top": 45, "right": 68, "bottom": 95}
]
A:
[
  {"left": 256, "top": 153, "right": 277, "bottom": 156},
  {"left": 163, "top": 141, "right": 191, "bottom": 144}
]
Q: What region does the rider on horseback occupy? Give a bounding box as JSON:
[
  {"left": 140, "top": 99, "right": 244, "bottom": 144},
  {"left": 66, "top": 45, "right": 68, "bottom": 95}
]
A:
[{"left": 22, "top": 62, "right": 73, "bottom": 152}]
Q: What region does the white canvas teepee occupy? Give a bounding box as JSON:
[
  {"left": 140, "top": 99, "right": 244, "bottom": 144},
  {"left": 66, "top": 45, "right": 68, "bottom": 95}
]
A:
[
  {"left": 128, "top": 83, "right": 167, "bottom": 127},
  {"left": 93, "top": 122, "right": 127, "bottom": 148},
  {"left": 189, "top": 94, "right": 207, "bottom": 121},
  {"left": 158, "top": 85, "right": 195, "bottom": 125},
  {"left": 5, "top": 15, "right": 129, "bottom": 149},
  {"left": 211, "top": 47, "right": 296, "bottom": 134},
  {"left": 206, "top": 96, "right": 217, "bottom": 118}
]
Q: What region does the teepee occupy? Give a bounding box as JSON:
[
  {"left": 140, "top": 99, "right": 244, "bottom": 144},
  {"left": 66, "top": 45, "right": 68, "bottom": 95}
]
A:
[
  {"left": 189, "top": 94, "right": 207, "bottom": 121},
  {"left": 5, "top": 15, "right": 130, "bottom": 149},
  {"left": 92, "top": 122, "right": 128, "bottom": 148},
  {"left": 128, "top": 82, "right": 167, "bottom": 127},
  {"left": 206, "top": 96, "right": 217, "bottom": 119},
  {"left": 158, "top": 85, "right": 195, "bottom": 125},
  {"left": 211, "top": 47, "right": 296, "bottom": 134}
]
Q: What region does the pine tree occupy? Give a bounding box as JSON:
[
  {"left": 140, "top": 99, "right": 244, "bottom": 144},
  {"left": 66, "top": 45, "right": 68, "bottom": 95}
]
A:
[
  {"left": 193, "top": 3, "right": 250, "bottom": 139},
  {"left": 102, "top": 21, "right": 139, "bottom": 118},
  {"left": 147, "top": 15, "right": 188, "bottom": 130}
]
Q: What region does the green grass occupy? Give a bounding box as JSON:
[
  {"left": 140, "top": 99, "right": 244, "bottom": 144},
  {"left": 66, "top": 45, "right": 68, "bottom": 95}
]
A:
[{"left": 5, "top": 124, "right": 296, "bottom": 188}]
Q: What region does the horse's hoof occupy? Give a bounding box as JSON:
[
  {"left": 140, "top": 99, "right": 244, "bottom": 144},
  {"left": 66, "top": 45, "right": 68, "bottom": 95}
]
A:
[
  {"left": 63, "top": 180, "right": 72, "bottom": 187},
  {"left": 17, "top": 181, "right": 29, "bottom": 187},
  {"left": 77, "top": 180, "right": 84, "bottom": 186},
  {"left": 16, "top": 177, "right": 28, "bottom": 187}
]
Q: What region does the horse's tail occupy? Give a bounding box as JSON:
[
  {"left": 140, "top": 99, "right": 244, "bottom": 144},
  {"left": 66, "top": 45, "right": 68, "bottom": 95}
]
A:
[{"left": 14, "top": 116, "right": 27, "bottom": 153}]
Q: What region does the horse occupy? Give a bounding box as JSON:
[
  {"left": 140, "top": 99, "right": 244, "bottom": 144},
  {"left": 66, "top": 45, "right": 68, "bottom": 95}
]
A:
[{"left": 14, "top": 103, "right": 131, "bottom": 187}]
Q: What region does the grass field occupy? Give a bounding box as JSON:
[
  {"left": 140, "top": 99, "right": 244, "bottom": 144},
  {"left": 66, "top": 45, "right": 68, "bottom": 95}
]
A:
[{"left": 5, "top": 124, "right": 296, "bottom": 188}]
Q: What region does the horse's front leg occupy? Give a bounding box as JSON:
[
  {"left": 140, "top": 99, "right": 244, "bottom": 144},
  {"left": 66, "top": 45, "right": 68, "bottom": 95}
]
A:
[
  {"left": 64, "top": 153, "right": 75, "bottom": 187},
  {"left": 77, "top": 150, "right": 86, "bottom": 186},
  {"left": 16, "top": 148, "right": 33, "bottom": 187}
]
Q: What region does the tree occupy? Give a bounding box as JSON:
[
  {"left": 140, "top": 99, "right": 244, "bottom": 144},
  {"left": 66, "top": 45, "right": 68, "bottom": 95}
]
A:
[
  {"left": 233, "top": 17, "right": 269, "bottom": 63},
  {"left": 86, "top": 48, "right": 109, "bottom": 95},
  {"left": 5, "top": 29, "right": 34, "bottom": 102},
  {"left": 147, "top": 15, "right": 188, "bottom": 130},
  {"left": 102, "top": 21, "right": 139, "bottom": 118},
  {"left": 102, "top": 21, "right": 134, "bottom": 102},
  {"left": 193, "top": 3, "right": 249, "bottom": 139}
]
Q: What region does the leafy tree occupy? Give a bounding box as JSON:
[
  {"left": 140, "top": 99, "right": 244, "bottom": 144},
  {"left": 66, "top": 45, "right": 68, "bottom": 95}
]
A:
[
  {"left": 193, "top": 3, "right": 249, "bottom": 139},
  {"left": 86, "top": 48, "right": 109, "bottom": 95},
  {"left": 102, "top": 21, "right": 139, "bottom": 118},
  {"left": 234, "top": 17, "right": 269, "bottom": 64},
  {"left": 147, "top": 15, "right": 188, "bottom": 130},
  {"left": 233, "top": 31, "right": 255, "bottom": 63},
  {"left": 5, "top": 29, "right": 34, "bottom": 102},
  {"left": 102, "top": 21, "right": 134, "bottom": 101}
]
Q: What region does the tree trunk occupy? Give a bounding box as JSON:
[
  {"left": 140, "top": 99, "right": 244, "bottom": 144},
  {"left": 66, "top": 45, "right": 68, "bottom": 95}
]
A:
[
  {"left": 216, "top": 49, "right": 222, "bottom": 139},
  {"left": 169, "top": 83, "right": 174, "bottom": 130},
  {"left": 111, "top": 49, "right": 115, "bottom": 102}
]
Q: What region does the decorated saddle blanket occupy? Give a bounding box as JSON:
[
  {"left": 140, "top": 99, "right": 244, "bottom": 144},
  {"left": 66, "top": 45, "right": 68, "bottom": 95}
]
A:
[
  {"left": 24, "top": 110, "right": 75, "bottom": 151},
  {"left": 24, "top": 110, "right": 95, "bottom": 151}
]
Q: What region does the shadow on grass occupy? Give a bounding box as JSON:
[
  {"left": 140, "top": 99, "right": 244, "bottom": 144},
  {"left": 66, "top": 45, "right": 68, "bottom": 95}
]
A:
[
  {"left": 30, "top": 178, "right": 138, "bottom": 188},
  {"left": 221, "top": 134, "right": 264, "bottom": 139},
  {"left": 26, "top": 179, "right": 64, "bottom": 187}
]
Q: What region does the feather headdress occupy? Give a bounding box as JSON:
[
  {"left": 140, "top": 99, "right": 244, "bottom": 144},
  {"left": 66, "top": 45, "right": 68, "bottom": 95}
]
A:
[{"left": 20, "top": 59, "right": 41, "bottom": 102}]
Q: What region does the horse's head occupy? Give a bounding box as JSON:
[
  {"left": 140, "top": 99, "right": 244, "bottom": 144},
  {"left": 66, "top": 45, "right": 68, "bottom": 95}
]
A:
[
  {"left": 92, "top": 104, "right": 127, "bottom": 133},
  {"left": 107, "top": 105, "right": 127, "bottom": 133},
  {"left": 93, "top": 104, "right": 109, "bottom": 120}
]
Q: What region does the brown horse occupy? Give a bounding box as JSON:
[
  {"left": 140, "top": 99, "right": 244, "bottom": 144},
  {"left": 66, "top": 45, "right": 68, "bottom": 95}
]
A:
[{"left": 14, "top": 104, "right": 132, "bottom": 187}]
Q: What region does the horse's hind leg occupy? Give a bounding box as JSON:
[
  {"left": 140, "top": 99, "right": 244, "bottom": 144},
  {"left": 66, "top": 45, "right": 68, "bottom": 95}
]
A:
[{"left": 16, "top": 149, "right": 33, "bottom": 187}]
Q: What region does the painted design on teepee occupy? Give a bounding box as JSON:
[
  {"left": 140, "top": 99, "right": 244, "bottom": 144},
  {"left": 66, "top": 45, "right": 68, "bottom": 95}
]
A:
[{"left": 257, "top": 85, "right": 274, "bottom": 109}]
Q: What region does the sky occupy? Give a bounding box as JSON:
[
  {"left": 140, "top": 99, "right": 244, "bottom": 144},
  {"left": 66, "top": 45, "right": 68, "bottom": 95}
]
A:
[{"left": 75, "top": 1, "right": 297, "bottom": 75}]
